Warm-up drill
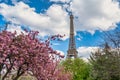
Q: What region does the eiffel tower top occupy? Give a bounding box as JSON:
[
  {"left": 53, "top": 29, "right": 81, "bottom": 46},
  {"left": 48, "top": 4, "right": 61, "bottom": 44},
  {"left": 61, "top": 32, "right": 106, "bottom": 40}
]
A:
[
  {"left": 67, "top": 14, "right": 78, "bottom": 58},
  {"left": 70, "top": 13, "right": 74, "bottom": 20}
]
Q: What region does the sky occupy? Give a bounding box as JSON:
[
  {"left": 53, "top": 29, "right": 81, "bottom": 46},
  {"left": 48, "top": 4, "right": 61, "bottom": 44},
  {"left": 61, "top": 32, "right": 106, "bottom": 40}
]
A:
[{"left": 0, "top": 0, "right": 120, "bottom": 60}]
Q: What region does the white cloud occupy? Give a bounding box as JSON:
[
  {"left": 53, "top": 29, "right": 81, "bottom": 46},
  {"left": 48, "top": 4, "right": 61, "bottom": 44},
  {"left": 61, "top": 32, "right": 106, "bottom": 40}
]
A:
[
  {"left": 77, "top": 47, "right": 99, "bottom": 61},
  {"left": 50, "top": 0, "right": 120, "bottom": 33},
  {"left": 52, "top": 43, "right": 60, "bottom": 46},
  {"left": 71, "top": 0, "right": 120, "bottom": 33},
  {"left": 54, "top": 50, "right": 65, "bottom": 60},
  {"left": 7, "top": 24, "right": 26, "bottom": 35},
  {"left": 0, "top": 0, "right": 120, "bottom": 39},
  {"left": 76, "top": 34, "right": 83, "bottom": 41},
  {"left": 56, "top": 50, "right": 65, "bottom": 56},
  {"left": 0, "top": 2, "right": 69, "bottom": 39},
  {"left": 77, "top": 38, "right": 81, "bottom": 41}
]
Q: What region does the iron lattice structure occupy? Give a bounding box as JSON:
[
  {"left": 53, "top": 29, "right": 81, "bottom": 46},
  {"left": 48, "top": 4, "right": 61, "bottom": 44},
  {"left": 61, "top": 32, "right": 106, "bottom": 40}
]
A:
[{"left": 67, "top": 14, "right": 78, "bottom": 58}]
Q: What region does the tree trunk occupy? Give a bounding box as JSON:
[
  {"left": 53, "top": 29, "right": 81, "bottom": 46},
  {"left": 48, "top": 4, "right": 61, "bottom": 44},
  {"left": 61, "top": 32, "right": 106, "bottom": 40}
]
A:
[
  {"left": 2, "top": 64, "right": 13, "bottom": 80},
  {"left": 12, "top": 72, "right": 24, "bottom": 80}
]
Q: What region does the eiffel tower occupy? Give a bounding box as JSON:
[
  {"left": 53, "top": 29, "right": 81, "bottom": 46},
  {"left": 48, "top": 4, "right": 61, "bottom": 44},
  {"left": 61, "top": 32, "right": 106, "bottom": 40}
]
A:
[{"left": 67, "top": 13, "right": 78, "bottom": 58}]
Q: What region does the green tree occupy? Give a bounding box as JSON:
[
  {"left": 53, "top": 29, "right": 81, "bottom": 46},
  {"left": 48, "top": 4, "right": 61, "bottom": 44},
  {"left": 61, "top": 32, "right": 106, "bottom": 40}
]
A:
[
  {"left": 89, "top": 44, "right": 120, "bottom": 80},
  {"left": 61, "top": 58, "right": 91, "bottom": 80},
  {"left": 89, "top": 27, "right": 120, "bottom": 80}
]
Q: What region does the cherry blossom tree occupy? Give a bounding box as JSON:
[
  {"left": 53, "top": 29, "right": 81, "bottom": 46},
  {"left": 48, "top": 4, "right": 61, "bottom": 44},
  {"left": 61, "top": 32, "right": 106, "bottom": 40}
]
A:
[{"left": 0, "top": 30, "right": 72, "bottom": 80}]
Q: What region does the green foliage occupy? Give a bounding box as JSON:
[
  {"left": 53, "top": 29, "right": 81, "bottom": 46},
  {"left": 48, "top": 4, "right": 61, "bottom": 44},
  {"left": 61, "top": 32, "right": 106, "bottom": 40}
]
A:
[
  {"left": 61, "top": 58, "right": 91, "bottom": 80},
  {"left": 89, "top": 49, "right": 120, "bottom": 80}
]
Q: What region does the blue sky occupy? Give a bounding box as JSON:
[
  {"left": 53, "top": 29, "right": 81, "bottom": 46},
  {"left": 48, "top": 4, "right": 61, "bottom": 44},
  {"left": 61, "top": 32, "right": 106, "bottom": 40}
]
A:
[{"left": 0, "top": 0, "right": 120, "bottom": 60}]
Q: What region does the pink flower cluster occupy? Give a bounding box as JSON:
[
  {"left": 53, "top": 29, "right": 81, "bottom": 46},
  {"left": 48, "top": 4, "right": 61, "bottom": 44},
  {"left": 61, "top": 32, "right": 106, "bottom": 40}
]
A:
[{"left": 0, "top": 31, "right": 71, "bottom": 80}]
